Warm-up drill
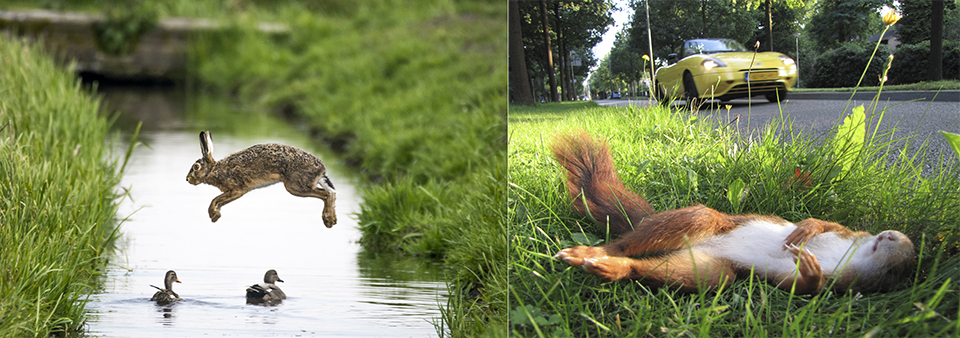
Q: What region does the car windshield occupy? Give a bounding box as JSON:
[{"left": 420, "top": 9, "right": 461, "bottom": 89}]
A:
[{"left": 683, "top": 39, "right": 747, "bottom": 56}]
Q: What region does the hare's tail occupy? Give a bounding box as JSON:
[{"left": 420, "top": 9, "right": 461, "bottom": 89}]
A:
[{"left": 319, "top": 174, "right": 336, "bottom": 192}]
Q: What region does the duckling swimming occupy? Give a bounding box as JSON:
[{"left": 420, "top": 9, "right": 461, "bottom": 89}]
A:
[
  {"left": 150, "top": 270, "right": 182, "bottom": 305},
  {"left": 246, "top": 269, "right": 286, "bottom": 305}
]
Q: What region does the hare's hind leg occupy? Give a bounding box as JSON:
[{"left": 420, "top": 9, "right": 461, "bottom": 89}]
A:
[
  {"left": 210, "top": 189, "right": 247, "bottom": 222},
  {"left": 282, "top": 174, "right": 337, "bottom": 228},
  {"left": 316, "top": 175, "right": 337, "bottom": 227}
]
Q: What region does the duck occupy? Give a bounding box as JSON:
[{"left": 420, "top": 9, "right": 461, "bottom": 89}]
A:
[
  {"left": 150, "top": 270, "right": 182, "bottom": 305},
  {"left": 246, "top": 269, "right": 286, "bottom": 305}
]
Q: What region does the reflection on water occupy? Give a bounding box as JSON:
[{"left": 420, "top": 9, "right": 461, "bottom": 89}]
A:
[{"left": 85, "top": 85, "right": 446, "bottom": 337}]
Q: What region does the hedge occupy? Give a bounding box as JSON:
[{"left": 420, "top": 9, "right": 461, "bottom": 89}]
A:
[
  {"left": 809, "top": 42, "right": 890, "bottom": 88},
  {"left": 888, "top": 40, "right": 960, "bottom": 85}
]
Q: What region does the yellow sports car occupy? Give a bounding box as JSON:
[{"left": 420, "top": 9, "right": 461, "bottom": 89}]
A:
[{"left": 654, "top": 38, "right": 797, "bottom": 104}]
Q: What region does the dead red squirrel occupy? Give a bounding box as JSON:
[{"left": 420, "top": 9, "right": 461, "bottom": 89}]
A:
[{"left": 551, "top": 131, "right": 916, "bottom": 294}]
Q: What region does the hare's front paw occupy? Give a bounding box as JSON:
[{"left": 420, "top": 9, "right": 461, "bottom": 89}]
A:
[{"left": 323, "top": 212, "right": 337, "bottom": 228}]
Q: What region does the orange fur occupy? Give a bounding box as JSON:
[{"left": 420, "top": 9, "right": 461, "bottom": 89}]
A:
[
  {"left": 551, "top": 131, "right": 916, "bottom": 294},
  {"left": 551, "top": 132, "right": 655, "bottom": 235}
]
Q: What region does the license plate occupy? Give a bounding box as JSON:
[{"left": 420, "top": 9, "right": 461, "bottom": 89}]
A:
[{"left": 745, "top": 72, "right": 778, "bottom": 81}]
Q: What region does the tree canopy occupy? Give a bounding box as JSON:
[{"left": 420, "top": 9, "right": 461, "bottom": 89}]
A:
[
  {"left": 626, "top": 0, "right": 760, "bottom": 64},
  {"left": 513, "top": 0, "right": 615, "bottom": 102},
  {"left": 896, "top": 0, "right": 960, "bottom": 45},
  {"left": 807, "top": 0, "right": 892, "bottom": 52}
]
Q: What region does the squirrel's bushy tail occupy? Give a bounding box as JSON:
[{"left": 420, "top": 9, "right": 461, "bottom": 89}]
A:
[{"left": 550, "top": 131, "right": 655, "bottom": 236}]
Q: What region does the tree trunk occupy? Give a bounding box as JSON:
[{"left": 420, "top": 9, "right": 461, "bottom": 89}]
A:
[
  {"left": 701, "top": 0, "right": 707, "bottom": 38},
  {"left": 929, "top": 0, "right": 944, "bottom": 81},
  {"left": 532, "top": 76, "right": 542, "bottom": 102},
  {"left": 509, "top": 0, "right": 534, "bottom": 105},
  {"left": 645, "top": 0, "right": 655, "bottom": 96},
  {"left": 540, "top": 0, "right": 558, "bottom": 102},
  {"left": 554, "top": 2, "right": 570, "bottom": 102},
  {"left": 766, "top": 0, "right": 774, "bottom": 51}
]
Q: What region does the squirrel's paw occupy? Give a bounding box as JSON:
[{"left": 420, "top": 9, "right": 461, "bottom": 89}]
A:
[
  {"left": 555, "top": 246, "right": 609, "bottom": 266},
  {"left": 792, "top": 248, "right": 823, "bottom": 280},
  {"left": 583, "top": 256, "right": 630, "bottom": 281},
  {"left": 783, "top": 227, "right": 817, "bottom": 250}
]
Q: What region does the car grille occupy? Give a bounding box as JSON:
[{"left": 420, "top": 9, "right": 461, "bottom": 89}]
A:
[
  {"left": 738, "top": 67, "right": 779, "bottom": 72},
  {"left": 724, "top": 82, "right": 785, "bottom": 96}
]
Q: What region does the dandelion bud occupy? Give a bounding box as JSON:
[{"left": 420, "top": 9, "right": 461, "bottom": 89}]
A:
[
  {"left": 754, "top": 41, "right": 760, "bottom": 49},
  {"left": 882, "top": 10, "right": 901, "bottom": 26}
]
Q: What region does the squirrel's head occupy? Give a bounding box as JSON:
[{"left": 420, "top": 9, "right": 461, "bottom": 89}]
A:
[{"left": 853, "top": 230, "right": 916, "bottom": 292}]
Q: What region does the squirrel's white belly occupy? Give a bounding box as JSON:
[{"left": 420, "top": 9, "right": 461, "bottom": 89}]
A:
[{"left": 694, "top": 220, "right": 866, "bottom": 277}]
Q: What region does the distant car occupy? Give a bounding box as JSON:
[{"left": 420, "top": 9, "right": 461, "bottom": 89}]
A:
[
  {"left": 610, "top": 91, "right": 621, "bottom": 99},
  {"left": 654, "top": 38, "right": 797, "bottom": 104}
]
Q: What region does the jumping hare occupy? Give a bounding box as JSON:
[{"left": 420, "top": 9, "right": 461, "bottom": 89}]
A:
[{"left": 185, "top": 131, "right": 337, "bottom": 227}]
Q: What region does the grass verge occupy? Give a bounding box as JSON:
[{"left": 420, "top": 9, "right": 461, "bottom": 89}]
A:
[
  {"left": 0, "top": 37, "right": 127, "bottom": 336},
  {"left": 508, "top": 101, "right": 959, "bottom": 336}
]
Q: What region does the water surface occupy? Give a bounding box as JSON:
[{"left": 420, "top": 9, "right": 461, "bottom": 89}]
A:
[{"left": 85, "top": 86, "right": 446, "bottom": 337}]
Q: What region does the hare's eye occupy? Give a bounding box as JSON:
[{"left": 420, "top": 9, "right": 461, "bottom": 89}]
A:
[{"left": 193, "top": 163, "right": 201, "bottom": 171}]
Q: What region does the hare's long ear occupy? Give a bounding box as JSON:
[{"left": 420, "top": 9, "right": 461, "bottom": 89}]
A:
[{"left": 200, "top": 131, "right": 215, "bottom": 163}]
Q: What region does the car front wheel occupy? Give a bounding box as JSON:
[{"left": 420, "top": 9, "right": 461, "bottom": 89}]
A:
[
  {"left": 683, "top": 72, "right": 699, "bottom": 107},
  {"left": 765, "top": 90, "right": 787, "bottom": 103},
  {"left": 654, "top": 81, "right": 670, "bottom": 106}
]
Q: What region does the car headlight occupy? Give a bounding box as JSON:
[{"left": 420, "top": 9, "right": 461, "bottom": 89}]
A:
[
  {"left": 779, "top": 55, "right": 795, "bottom": 65},
  {"left": 701, "top": 58, "right": 726, "bottom": 71}
]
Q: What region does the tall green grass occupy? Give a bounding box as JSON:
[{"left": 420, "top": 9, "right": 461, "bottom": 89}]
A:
[
  {"left": 1, "top": 0, "right": 444, "bottom": 21},
  {"left": 508, "top": 101, "right": 959, "bottom": 337},
  {"left": 0, "top": 37, "right": 126, "bottom": 336}
]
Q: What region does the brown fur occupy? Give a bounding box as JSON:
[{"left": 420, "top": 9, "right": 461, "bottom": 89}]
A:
[
  {"left": 550, "top": 132, "right": 655, "bottom": 235},
  {"left": 186, "top": 131, "right": 337, "bottom": 227},
  {"left": 551, "top": 131, "right": 916, "bottom": 294}
]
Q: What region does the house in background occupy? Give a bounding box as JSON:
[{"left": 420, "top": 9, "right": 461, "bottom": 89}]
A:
[{"left": 868, "top": 24, "right": 900, "bottom": 50}]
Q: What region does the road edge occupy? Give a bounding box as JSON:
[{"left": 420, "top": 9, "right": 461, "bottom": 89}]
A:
[{"left": 789, "top": 90, "right": 960, "bottom": 102}]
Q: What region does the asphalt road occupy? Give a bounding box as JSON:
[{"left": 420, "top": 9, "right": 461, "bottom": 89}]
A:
[{"left": 593, "top": 92, "right": 960, "bottom": 173}]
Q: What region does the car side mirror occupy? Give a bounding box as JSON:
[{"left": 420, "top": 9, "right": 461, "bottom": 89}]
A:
[{"left": 667, "top": 53, "right": 678, "bottom": 64}]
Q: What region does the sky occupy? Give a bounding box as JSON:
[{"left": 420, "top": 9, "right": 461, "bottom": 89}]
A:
[{"left": 590, "top": 0, "right": 633, "bottom": 72}]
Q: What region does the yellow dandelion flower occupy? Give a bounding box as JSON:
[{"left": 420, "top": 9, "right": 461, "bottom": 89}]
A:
[
  {"left": 642, "top": 54, "right": 650, "bottom": 61},
  {"left": 882, "top": 10, "right": 901, "bottom": 26}
]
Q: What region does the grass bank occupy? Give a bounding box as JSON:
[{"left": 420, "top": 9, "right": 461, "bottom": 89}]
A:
[
  {"left": 181, "top": 1, "right": 507, "bottom": 335},
  {"left": 508, "top": 101, "right": 959, "bottom": 336},
  {"left": 0, "top": 37, "right": 126, "bottom": 336}
]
